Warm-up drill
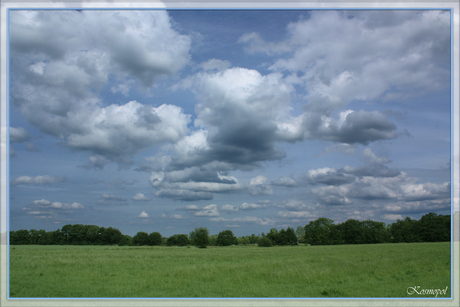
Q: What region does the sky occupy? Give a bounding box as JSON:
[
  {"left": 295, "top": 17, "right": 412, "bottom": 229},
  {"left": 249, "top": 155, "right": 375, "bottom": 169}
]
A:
[{"left": 8, "top": 9, "right": 452, "bottom": 237}]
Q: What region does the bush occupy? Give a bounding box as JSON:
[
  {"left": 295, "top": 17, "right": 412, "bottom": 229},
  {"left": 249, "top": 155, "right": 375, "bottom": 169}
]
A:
[
  {"left": 166, "top": 234, "right": 190, "bottom": 246},
  {"left": 149, "top": 232, "right": 163, "bottom": 246},
  {"left": 118, "top": 235, "right": 132, "bottom": 246},
  {"left": 190, "top": 227, "right": 210, "bottom": 248},
  {"left": 132, "top": 231, "right": 149, "bottom": 246},
  {"left": 257, "top": 237, "right": 272, "bottom": 247},
  {"left": 216, "top": 230, "right": 238, "bottom": 246}
]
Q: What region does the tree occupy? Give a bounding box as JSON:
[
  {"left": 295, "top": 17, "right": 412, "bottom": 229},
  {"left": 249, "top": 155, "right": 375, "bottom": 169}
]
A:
[
  {"left": 10, "top": 229, "right": 30, "bottom": 245},
  {"left": 118, "top": 235, "right": 133, "bottom": 246},
  {"left": 149, "top": 232, "right": 163, "bottom": 246},
  {"left": 285, "top": 227, "right": 298, "bottom": 245},
  {"left": 257, "top": 237, "right": 272, "bottom": 247},
  {"left": 295, "top": 226, "right": 305, "bottom": 243},
  {"left": 419, "top": 213, "right": 450, "bottom": 242},
  {"left": 190, "top": 227, "right": 210, "bottom": 248},
  {"left": 266, "top": 228, "right": 279, "bottom": 245},
  {"left": 166, "top": 234, "right": 190, "bottom": 246},
  {"left": 216, "top": 230, "right": 238, "bottom": 246},
  {"left": 340, "top": 219, "right": 362, "bottom": 244},
  {"left": 304, "top": 218, "right": 335, "bottom": 245},
  {"left": 133, "top": 231, "right": 150, "bottom": 246}
]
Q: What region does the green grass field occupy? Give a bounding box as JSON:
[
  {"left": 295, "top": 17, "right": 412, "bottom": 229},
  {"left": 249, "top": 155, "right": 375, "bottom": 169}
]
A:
[{"left": 9, "top": 242, "right": 451, "bottom": 298}]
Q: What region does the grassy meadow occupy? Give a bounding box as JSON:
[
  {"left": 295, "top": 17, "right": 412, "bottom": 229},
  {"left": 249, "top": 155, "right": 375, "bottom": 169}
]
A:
[{"left": 9, "top": 242, "right": 451, "bottom": 298}]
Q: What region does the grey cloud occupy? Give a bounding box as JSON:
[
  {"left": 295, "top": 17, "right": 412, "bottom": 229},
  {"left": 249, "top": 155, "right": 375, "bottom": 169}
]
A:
[
  {"left": 271, "top": 176, "right": 297, "bottom": 187},
  {"left": 9, "top": 10, "right": 192, "bottom": 166},
  {"left": 101, "top": 194, "right": 127, "bottom": 201},
  {"left": 11, "top": 175, "right": 67, "bottom": 186},
  {"left": 241, "top": 10, "right": 450, "bottom": 109},
  {"left": 310, "top": 110, "right": 398, "bottom": 145},
  {"left": 9, "top": 127, "right": 31, "bottom": 143},
  {"left": 304, "top": 168, "right": 355, "bottom": 186},
  {"left": 155, "top": 189, "right": 213, "bottom": 201}
]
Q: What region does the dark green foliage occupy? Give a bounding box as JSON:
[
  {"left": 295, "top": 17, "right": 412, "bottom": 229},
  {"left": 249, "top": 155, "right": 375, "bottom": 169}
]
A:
[
  {"left": 285, "top": 227, "right": 298, "bottom": 245},
  {"left": 216, "top": 230, "right": 238, "bottom": 246},
  {"left": 166, "top": 234, "right": 190, "bottom": 246},
  {"left": 132, "top": 232, "right": 150, "bottom": 246},
  {"left": 8, "top": 213, "right": 450, "bottom": 247},
  {"left": 304, "top": 218, "right": 335, "bottom": 245},
  {"left": 118, "top": 235, "right": 133, "bottom": 246},
  {"left": 9, "top": 229, "right": 30, "bottom": 245},
  {"left": 237, "top": 234, "right": 260, "bottom": 245},
  {"left": 295, "top": 226, "right": 305, "bottom": 243},
  {"left": 149, "top": 232, "right": 163, "bottom": 246},
  {"left": 190, "top": 227, "right": 210, "bottom": 248},
  {"left": 257, "top": 237, "right": 272, "bottom": 247},
  {"left": 419, "top": 213, "right": 451, "bottom": 242}
]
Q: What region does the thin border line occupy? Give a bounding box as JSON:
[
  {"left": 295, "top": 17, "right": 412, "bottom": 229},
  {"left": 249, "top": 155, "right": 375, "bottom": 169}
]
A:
[{"left": 5, "top": 6, "right": 455, "bottom": 301}]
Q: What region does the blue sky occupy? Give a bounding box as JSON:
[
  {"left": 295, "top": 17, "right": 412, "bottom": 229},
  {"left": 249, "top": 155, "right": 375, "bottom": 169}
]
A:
[{"left": 8, "top": 9, "right": 451, "bottom": 237}]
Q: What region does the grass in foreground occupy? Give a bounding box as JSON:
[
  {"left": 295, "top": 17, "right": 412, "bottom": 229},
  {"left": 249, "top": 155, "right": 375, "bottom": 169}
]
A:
[{"left": 9, "top": 242, "right": 451, "bottom": 298}]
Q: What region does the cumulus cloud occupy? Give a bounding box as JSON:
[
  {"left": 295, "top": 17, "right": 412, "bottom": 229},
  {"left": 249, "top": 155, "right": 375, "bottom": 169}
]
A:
[
  {"left": 248, "top": 175, "right": 273, "bottom": 196},
  {"left": 9, "top": 10, "right": 192, "bottom": 166},
  {"left": 241, "top": 10, "right": 449, "bottom": 106},
  {"left": 194, "top": 204, "right": 219, "bottom": 217},
  {"left": 210, "top": 216, "right": 275, "bottom": 226},
  {"left": 304, "top": 148, "right": 450, "bottom": 210},
  {"left": 221, "top": 204, "right": 239, "bottom": 212},
  {"left": 101, "top": 194, "right": 127, "bottom": 201},
  {"left": 138, "top": 211, "right": 149, "bottom": 218},
  {"left": 271, "top": 177, "right": 297, "bottom": 187},
  {"left": 23, "top": 198, "right": 85, "bottom": 220},
  {"left": 149, "top": 168, "right": 243, "bottom": 201},
  {"left": 9, "top": 127, "right": 31, "bottom": 143},
  {"left": 11, "top": 175, "right": 66, "bottom": 186},
  {"left": 131, "top": 193, "right": 150, "bottom": 201}
]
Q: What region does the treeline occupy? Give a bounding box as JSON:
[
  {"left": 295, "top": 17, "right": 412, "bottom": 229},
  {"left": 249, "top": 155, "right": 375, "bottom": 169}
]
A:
[
  {"left": 9, "top": 212, "right": 450, "bottom": 247},
  {"left": 302, "top": 212, "right": 450, "bottom": 245}
]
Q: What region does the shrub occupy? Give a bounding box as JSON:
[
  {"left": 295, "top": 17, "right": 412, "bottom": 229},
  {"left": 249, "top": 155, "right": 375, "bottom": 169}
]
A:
[
  {"left": 149, "top": 232, "right": 163, "bottom": 246},
  {"left": 190, "top": 227, "right": 210, "bottom": 248},
  {"left": 257, "top": 237, "right": 272, "bottom": 247},
  {"left": 216, "top": 230, "right": 238, "bottom": 246}
]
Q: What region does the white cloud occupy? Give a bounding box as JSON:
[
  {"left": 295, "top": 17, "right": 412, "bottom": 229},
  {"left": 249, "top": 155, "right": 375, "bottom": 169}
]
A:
[
  {"left": 138, "top": 211, "right": 149, "bottom": 218},
  {"left": 131, "top": 193, "right": 150, "bottom": 201},
  {"left": 210, "top": 216, "right": 275, "bottom": 226},
  {"left": 271, "top": 176, "right": 297, "bottom": 187},
  {"left": 11, "top": 175, "right": 66, "bottom": 186},
  {"left": 194, "top": 204, "right": 219, "bottom": 217},
  {"left": 9, "top": 10, "right": 192, "bottom": 166},
  {"left": 221, "top": 204, "right": 239, "bottom": 212},
  {"left": 9, "top": 127, "right": 31, "bottom": 143},
  {"left": 277, "top": 211, "right": 314, "bottom": 219}
]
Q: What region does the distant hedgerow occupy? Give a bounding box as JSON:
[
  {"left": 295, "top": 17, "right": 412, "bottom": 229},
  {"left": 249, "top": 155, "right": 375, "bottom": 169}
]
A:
[{"left": 258, "top": 237, "right": 272, "bottom": 247}]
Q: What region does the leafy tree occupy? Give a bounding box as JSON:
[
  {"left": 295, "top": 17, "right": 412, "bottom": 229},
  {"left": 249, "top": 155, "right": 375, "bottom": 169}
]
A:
[
  {"left": 304, "top": 218, "right": 335, "bottom": 245},
  {"left": 166, "top": 234, "right": 190, "bottom": 246},
  {"left": 84, "top": 225, "right": 100, "bottom": 245},
  {"left": 149, "top": 232, "right": 163, "bottom": 246},
  {"left": 133, "top": 231, "right": 150, "bottom": 246},
  {"left": 10, "top": 229, "right": 30, "bottom": 245},
  {"left": 389, "top": 217, "right": 420, "bottom": 243},
  {"left": 216, "top": 229, "right": 238, "bottom": 246},
  {"left": 118, "top": 235, "right": 133, "bottom": 246},
  {"left": 296, "top": 226, "right": 305, "bottom": 243},
  {"left": 209, "top": 234, "right": 218, "bottom": 246},
  {"left": 257, "top": 237, "right": 272, "bottom": 247},
  {"left": 419, "top": 213, "right": 450, "bottom": 242},
  {"left": 190, "top": 227, "right": 210, "bottom": 248},
  {"left": 339, "top": 219, "right": 362, "bottom": 244},
  {"left": 285, "top": 227, "right": 298, "bottom": 245}
]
